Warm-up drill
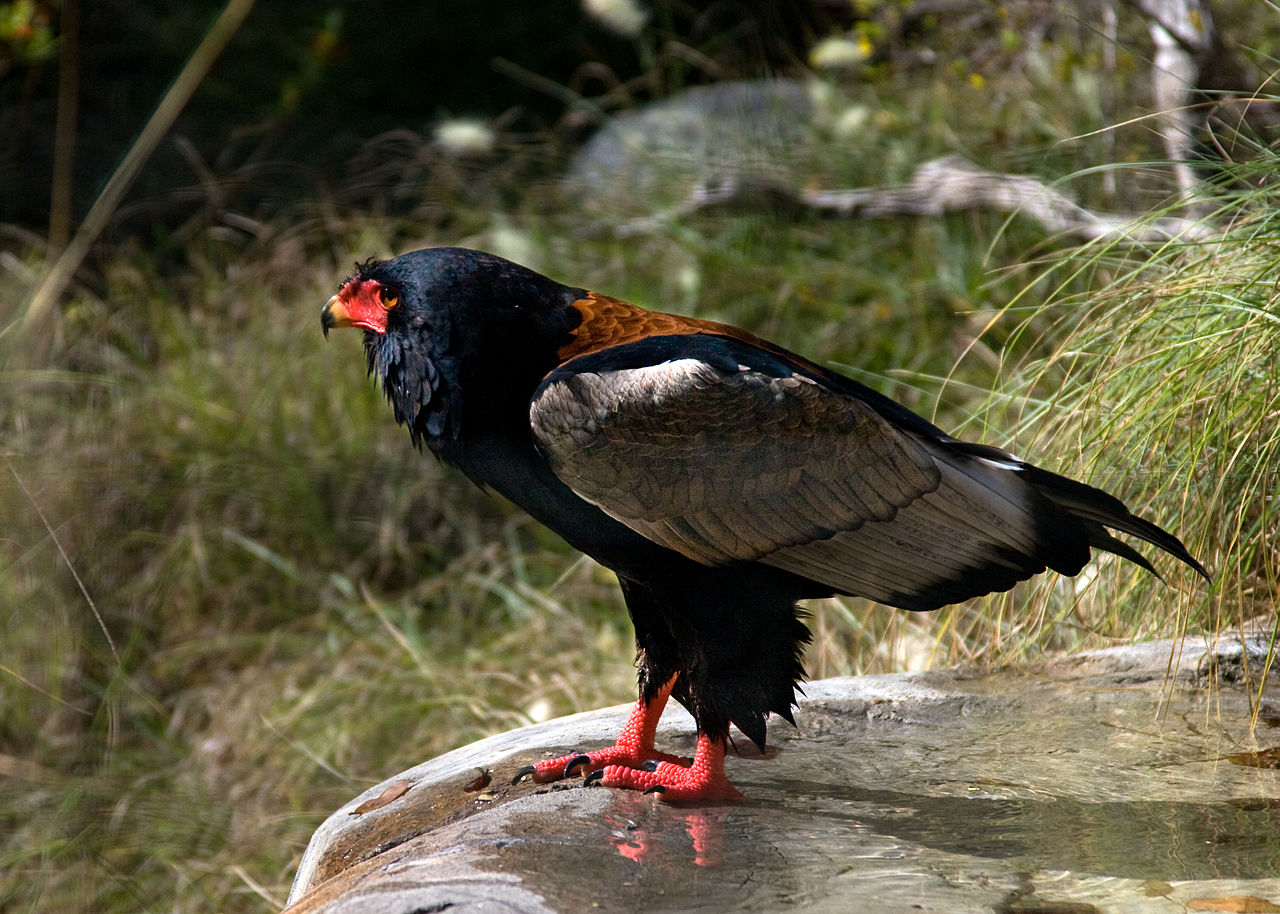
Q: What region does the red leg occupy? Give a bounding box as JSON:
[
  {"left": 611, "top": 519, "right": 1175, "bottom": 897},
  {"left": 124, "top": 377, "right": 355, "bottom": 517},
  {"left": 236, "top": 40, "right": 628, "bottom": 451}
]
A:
[
  {"left": 594, "top": 732, "right": 745, "bottom": 804},
  {"left": 513, "top": 675, "right": 688, "bottom": 785}
]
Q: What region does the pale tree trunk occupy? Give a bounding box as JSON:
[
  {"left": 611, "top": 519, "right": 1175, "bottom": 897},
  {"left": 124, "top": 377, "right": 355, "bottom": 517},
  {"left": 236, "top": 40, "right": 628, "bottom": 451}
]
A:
[{"left": 1131, "top": 0, "right": 1218, "bottom": 206}]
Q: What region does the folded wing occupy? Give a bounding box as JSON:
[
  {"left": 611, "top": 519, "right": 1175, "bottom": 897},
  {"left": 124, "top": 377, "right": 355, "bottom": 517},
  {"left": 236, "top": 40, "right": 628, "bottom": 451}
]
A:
[{"left": 529, "top": 334, "right": 1206, "bottom": 611}]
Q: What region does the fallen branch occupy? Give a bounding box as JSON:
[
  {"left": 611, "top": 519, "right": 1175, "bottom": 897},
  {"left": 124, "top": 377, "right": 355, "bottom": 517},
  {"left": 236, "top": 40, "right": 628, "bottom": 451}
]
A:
[{"left": 614, "top": 155, "right": 1214, "bottom": 244}]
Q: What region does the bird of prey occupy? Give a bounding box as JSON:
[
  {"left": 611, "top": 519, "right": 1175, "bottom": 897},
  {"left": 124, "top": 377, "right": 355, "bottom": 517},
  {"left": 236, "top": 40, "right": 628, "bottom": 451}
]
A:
[{"left": 321, "top": 247, "right": 1207, "bottom": 802}]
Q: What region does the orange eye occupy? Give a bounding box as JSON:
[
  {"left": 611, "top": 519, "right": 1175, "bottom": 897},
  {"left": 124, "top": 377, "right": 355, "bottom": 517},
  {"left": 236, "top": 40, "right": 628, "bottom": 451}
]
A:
[{"left": 378, "top": 285, "right": 400, "bottom": 309}]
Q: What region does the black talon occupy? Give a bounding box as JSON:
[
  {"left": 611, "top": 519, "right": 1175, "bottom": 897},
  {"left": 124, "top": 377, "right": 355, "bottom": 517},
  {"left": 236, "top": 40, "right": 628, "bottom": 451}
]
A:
[
  {"left": 512, "top": 765, "right": 537, "bottom": 785},
  {"left": 640, "top": 759, "right": 660, "bottom": 772},
  {"left": 584, "top": 769, "right": 605, "bottom": 787},
  {"left": 643, "top": 784, "right": 667, "bottom": 795},
  {"left": 564, "top": 754, "right": 592, "bottom": 777}
]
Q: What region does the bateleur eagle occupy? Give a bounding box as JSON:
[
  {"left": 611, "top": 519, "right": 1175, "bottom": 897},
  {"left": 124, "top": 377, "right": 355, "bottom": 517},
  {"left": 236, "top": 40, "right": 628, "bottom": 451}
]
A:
[{"left": 321, "top": 246, "right": 1208, "bottom": 803}]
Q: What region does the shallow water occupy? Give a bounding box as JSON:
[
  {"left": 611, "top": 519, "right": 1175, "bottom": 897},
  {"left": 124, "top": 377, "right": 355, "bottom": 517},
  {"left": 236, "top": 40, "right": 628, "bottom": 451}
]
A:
[
  {"left": 289, "top": 643, "right": 1280, "bottom": 914},
  {"left": 522, "top": 674, "right": 1280, "bottom": 911}
]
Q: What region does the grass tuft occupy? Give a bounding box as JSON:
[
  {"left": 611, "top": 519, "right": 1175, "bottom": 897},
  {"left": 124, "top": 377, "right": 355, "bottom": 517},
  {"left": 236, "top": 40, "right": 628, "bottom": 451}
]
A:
[
  {"left": 927, "top": 157, "right": 1280, "bottom": 673},
  {"left": 3, "top": 40, "right": 1278, "bottom": 913}
]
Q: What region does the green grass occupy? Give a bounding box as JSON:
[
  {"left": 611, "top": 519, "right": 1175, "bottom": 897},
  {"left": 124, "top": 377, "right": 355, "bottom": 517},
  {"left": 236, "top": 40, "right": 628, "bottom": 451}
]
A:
[
  {"left": 0, "top": 182, "right": 1264, "bottom": 913},
  {"left": 928, "top": 157, "right": 1280, "bottom": 669},
  {"left": 3, "top": 30, "right": 1278, "bottom": 914}
]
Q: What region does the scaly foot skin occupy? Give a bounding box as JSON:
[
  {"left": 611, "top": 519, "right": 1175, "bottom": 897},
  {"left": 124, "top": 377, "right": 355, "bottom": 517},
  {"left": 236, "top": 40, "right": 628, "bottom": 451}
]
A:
[
  {"left": 587, "top": 733, "right": 745, "bottom": 804},
  {"left": 513, "top": 675, "right": 684, "bottom": 786},
  {"left": 514, "top": 743, "right": 690, "bottom": 785},
  {"left": 510, "top": 674, "right": 746, "bottom": 802}
]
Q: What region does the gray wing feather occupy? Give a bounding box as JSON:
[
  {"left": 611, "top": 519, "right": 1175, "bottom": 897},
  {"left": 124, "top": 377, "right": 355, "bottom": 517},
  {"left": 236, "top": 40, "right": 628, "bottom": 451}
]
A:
[{"left": 529, "top": 357, "right": 1057, "bottom": 603}]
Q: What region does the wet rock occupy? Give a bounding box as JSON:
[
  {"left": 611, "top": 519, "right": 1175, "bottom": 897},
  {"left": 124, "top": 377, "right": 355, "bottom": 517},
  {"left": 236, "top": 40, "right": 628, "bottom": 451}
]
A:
[{"left": 285, "top": 637, "right": 1280, "bottom": 914}]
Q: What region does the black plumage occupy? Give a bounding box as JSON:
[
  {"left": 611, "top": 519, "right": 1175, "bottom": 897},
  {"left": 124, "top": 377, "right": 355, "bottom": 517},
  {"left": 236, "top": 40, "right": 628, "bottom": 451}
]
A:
[{"left": 321, "top": 246, "right": 1208, "bottom": 802}]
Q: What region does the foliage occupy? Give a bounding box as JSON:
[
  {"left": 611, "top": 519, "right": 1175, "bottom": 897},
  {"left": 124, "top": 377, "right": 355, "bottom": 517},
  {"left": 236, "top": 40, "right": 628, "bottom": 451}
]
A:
[
  {"left": 938, "top": 154, "right": 1280, "bottom": 668},
  {"left": 0, "top": 1, "right": 54, "bottom": 64},
  {"left": 1, "top": 3, "right": 1278, "bottom": 912}
]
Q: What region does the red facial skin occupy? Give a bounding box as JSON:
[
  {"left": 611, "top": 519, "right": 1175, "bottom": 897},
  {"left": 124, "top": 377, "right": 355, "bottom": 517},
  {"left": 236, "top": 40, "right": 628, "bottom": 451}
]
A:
[{"left": 324, "top": 279, "right": 393, "bottom": 335}]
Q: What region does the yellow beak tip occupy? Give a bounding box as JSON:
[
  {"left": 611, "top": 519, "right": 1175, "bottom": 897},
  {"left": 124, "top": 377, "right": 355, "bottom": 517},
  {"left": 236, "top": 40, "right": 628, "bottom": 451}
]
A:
[{"left": 321, "top": 295, "right": 353, "bottom": 337}]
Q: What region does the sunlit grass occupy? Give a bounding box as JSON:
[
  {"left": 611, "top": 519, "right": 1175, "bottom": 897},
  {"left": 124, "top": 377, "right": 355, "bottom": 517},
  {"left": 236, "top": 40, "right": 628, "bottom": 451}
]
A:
[
  {"left": 923, "top": 159, "right": 1280, "bottom": 673},
  {"left": 0, "top": 231, "right": 642, "bottom": 910},
  {"left": 0, "top": 209, "right": 1019, "bottom": 910},
  {"left": 4, "top": 176, "right": 1272, "bottom": 911},
  {"left": 2, "top": 52, "right": 1277, "bottom": 914}
]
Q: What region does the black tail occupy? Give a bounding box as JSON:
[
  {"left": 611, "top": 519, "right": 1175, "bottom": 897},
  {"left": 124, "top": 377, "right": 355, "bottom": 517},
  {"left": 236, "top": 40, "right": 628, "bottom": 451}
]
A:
[{"left": 1017, "top": 461, "right": 1211, "bottom": 583}]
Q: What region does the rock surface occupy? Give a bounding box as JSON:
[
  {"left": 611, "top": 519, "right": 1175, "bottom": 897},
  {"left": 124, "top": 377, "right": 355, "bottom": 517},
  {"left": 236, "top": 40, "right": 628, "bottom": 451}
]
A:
[
  {"left": 284, "top": 637, "right": 1280, "bottom": 914},
  {"left": 565, "top": 79, "right": 816, "bottom": 219}
]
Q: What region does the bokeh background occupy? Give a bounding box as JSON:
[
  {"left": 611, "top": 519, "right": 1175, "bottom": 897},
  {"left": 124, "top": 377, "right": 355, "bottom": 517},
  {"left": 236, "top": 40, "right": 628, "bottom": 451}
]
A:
[{"left": 2, "top": 1, "right": 1278, "bottom": 910}]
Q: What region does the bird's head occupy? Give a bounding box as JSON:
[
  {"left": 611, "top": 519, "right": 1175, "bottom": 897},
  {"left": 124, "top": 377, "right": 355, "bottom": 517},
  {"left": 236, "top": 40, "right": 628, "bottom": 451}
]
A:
[{"left": 322, "top": 247, "right": 586, "bottom": 450}]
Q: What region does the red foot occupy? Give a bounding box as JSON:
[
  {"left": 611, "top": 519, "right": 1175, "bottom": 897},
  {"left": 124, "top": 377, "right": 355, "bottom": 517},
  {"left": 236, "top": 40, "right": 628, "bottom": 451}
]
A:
[
  {"left": 596, "top": 733, "right": 745, "bottom": 804},
  {"left": 520, "top": 742, "right": 689, "bottom": 784},
  {"left": 511, "top": 675, "right": 747, "bottom": 803},
  {"left": 514, "top": 675, "right": 686, "bottom": 785}
]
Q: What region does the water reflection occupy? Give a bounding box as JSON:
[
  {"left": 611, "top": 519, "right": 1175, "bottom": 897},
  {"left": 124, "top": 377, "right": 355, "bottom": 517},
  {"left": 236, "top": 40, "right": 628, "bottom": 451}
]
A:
[
  {"left": 605, "top": 807, "right": 728, "bottom": 867},
  {"left": 760, "top": 778, "right": 1280, "bottom": 881}
]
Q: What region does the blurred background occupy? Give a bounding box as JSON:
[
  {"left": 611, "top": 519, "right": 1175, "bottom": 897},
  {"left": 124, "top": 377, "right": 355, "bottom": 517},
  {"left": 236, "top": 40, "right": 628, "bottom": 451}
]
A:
[{"left": 2, "top": 1, "right": 1278, "bottom": 910}]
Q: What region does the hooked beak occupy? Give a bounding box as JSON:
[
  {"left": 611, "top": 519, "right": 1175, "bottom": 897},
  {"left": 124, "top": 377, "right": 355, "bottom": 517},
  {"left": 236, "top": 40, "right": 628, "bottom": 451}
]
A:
[{"left": 321, "top": 295, "right": 351, "bottom": 339}]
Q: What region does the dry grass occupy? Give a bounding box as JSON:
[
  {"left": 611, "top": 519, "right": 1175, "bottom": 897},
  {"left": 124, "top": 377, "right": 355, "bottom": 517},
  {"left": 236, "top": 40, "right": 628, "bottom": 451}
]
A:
[
  {"left": 3, "top": 31, "right": 1277, "bottom": 913},
  {"left": 926, "top": 160, "right": 1280, "bottom": 673}
]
